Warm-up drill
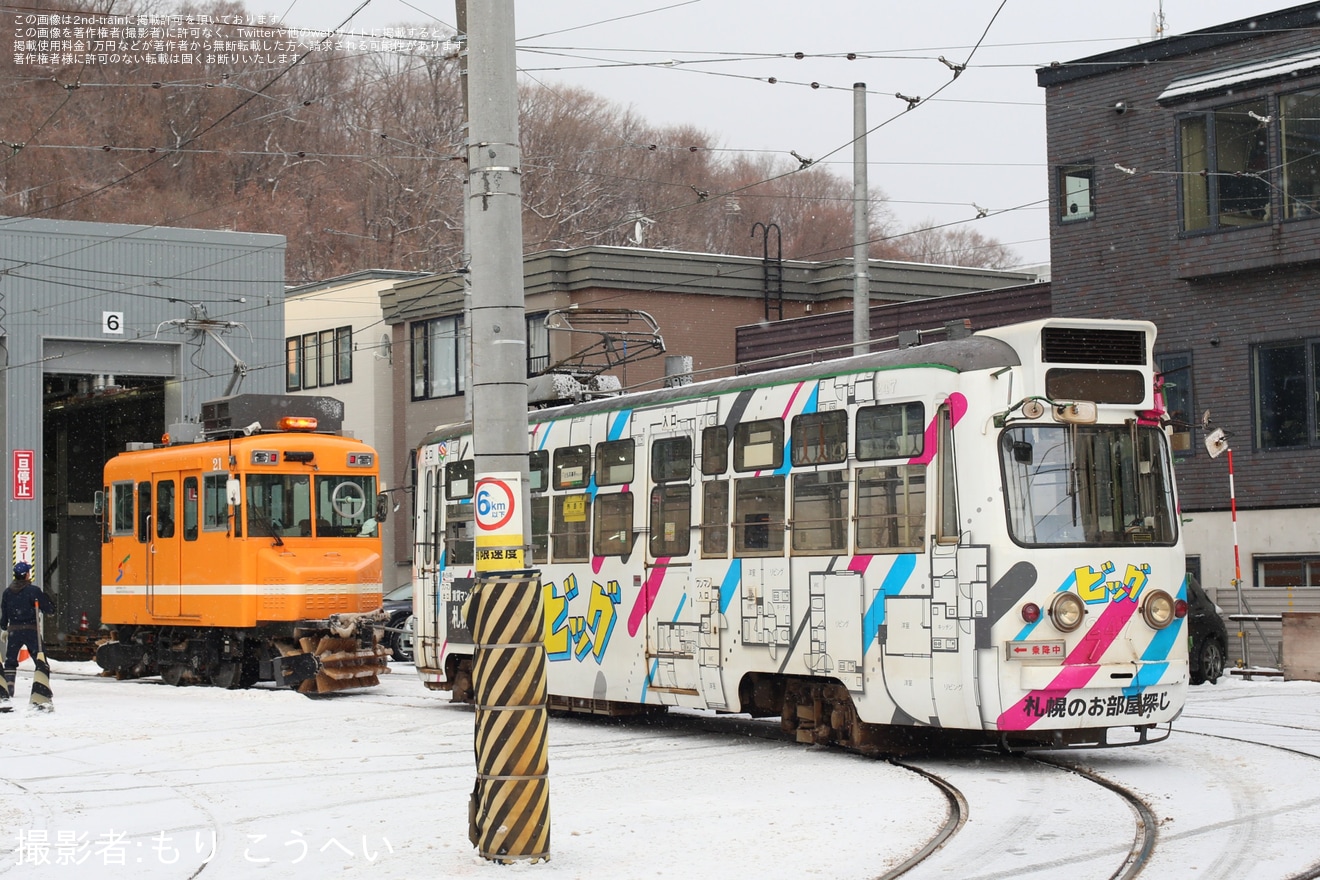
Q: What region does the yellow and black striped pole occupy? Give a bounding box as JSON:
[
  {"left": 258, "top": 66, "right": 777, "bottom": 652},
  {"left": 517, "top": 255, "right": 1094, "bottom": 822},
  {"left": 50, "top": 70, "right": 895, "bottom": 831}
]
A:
[{"left": 467, "top": 569, "right": 549, "bottom": 862}]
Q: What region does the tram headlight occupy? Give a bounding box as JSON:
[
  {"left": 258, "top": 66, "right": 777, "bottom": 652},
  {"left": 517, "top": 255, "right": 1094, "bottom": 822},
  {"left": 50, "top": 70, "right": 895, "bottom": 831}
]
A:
[
  {"left": 1142, "top": 590, "right": 1176, "bottom": 629},
  {"left": 1049, "top": 592, "right": 1086, "bottom": 633}
]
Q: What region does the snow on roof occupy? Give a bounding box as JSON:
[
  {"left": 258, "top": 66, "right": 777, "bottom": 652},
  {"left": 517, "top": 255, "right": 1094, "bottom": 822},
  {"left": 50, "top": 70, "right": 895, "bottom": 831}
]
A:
[{"left": 1159, "top": 48, "right": 1320, "bottom": 102}]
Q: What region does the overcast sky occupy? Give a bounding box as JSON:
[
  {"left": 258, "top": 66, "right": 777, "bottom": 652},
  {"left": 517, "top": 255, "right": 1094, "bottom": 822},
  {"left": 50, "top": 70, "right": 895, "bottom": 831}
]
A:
[{"left": 270, "top": 1, "right": 1305, "bottom": 268}]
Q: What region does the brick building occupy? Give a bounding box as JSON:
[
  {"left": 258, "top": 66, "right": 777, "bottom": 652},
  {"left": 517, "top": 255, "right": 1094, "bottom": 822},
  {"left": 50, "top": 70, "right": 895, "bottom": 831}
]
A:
[{"left": 1039, "top": 3, "right": 1320, "bottom": 616}]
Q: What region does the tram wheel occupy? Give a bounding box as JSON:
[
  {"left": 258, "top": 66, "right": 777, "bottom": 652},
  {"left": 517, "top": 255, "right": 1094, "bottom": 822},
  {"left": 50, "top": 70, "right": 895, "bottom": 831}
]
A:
[
  {"left": 212, "top": 661, "right": 242, "bottom": 690},
  {"left": 161, "top": 664, "right": 187, "bottom": 687}
]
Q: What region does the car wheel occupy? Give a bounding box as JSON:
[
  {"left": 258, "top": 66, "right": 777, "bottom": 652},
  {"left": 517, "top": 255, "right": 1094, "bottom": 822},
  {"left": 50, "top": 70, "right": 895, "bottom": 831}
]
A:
[
  {"left": 389, "top": 613, "right": 411, "bottom": 662},
  {"left": 1197, "top": 638, "right": 1225, "bottom": 685}
]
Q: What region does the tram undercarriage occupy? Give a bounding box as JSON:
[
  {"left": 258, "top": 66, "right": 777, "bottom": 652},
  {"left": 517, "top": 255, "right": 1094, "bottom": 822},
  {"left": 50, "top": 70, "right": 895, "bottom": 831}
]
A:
[{"left": 97, "top": 615, "right": 390, "bottom": 693}]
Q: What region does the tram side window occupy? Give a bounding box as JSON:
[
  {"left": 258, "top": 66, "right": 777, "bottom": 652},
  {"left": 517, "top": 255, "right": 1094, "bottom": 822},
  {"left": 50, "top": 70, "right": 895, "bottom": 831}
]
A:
[
  {"left": 937, "top": 407, "right": 959, "bottom": 545},
  {"left": 857, "top": 402, "right": 925, "bottom": 460},
  {"left": 791, "top": 471, "right": 848, "bottom": 554},
  {"left": 702, "top": 425, "right": 729, "bottom": 475},
  {"left": 183, "top": 477, "right": 198, "bottom": 541},
  {"left": 652, "top": 436, "right": 692, "bottom": 483},
  {"left": 112, "top": 482, "right": 135, "bottom": 536},
  {"left": 422, "top": 472, "right": 438, "bottom": 567},
  {"left": 156, "top": 480, "right": 175, "bottom": 539},
  {"left": 791, "top": 411, "right": 848, "bottom": 466},
  {"left": 596, "top": 439, "right": 635, "bottom": 486},
  {"left": 530, "top": 495, "right": 550, "bottom": 564},
  {"left": 529, "top": 450, "right": 549, "bottom": 492},
  {"left": 136, "top": 482, "right": 151, "bottom": 543},
  {"left": 446, "top": 460, "right": 474, "bottom": 500},
  {"left": 701, "top": 480, "right": 729, "bottom": 557},
  {"left": 203, "top": 475, "right": 232, "bottom": 534},
  {"left": 553, "top": 494, "right": 591, "bottom": 562},
  {"left": 856, "top": 466, "right": 926, "bottom": 553},
  {"left": 734, "top": 476, "right": 785, "bottom": 555},
  {"left": 593, "top": 492, "right": 634, "bottom": 557},
  {"left": 734, "top": 419, "right": 784, "bottom": 472},
  {"left": 554, "top": 445, "right": 591, "bottom": 490},
  {"left": 649, "top": 485, "right": 691, "bottom": 557},
  {"left": 446, "top": 501, "right": 474, "bottom": 566}
]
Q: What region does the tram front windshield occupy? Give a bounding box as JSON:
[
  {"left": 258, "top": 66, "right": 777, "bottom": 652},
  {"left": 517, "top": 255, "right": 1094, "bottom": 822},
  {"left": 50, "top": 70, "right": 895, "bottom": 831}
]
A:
[
  {"left": 1000, "top": 424, "right": 1176, "bottom": 547},
  {"left": 246, "top": 473, "right": 377, "bottom": 538}
]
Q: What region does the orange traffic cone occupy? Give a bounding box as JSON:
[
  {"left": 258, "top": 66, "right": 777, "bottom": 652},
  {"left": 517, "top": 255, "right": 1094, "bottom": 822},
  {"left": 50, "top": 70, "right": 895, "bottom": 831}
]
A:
[{"left": 17, "top": 646, "right": 30, "bottom": 663}]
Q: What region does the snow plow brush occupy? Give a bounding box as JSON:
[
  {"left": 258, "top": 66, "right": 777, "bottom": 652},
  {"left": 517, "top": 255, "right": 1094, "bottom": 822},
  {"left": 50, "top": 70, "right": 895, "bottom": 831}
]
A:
[{"left": 276, "top": 613, "right": 391, "bottom": 694}]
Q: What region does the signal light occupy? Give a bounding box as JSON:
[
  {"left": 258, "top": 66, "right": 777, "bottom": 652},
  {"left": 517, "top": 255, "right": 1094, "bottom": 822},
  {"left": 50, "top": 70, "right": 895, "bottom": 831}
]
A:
[
  {"left": 1021, "top": 603, "right": 1041, "bottom": 624},
  {"left": 1174, "top": 599, "right": 1188, "bottom": 619},
  {"left": 277, "top": 416, "right": 318, "bottom": 432}
]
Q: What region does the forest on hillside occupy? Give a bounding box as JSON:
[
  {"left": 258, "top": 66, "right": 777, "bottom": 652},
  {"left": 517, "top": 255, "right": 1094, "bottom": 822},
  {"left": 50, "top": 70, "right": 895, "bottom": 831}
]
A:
[{"left": 2, "top": 0, "right": 1016, "bottom": 282}]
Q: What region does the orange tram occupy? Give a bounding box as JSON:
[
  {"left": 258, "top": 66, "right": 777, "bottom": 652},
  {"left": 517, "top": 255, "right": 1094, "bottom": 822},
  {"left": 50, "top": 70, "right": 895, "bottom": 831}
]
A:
[{"left": 94, "top": 394, "right": 390, "bottom": 693}]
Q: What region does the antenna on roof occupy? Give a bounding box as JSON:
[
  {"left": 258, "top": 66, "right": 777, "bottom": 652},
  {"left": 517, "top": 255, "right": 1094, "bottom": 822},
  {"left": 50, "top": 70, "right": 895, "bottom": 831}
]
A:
[{"left": 1151, "top": 1, "right": 1167, "bottom": 40}]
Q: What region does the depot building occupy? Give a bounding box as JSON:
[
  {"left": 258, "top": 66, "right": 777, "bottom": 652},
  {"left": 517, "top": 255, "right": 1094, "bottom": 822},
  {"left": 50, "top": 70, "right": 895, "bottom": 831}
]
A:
[{"left": 0, "top": 216, "right": 285, "bottom": 650}]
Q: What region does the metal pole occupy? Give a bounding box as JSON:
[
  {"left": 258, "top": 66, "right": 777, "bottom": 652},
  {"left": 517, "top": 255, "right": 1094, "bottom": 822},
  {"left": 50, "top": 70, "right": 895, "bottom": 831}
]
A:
[
  {"left": 852, "top": 82, "right": 871, "bottom": 356},
  {"left": 464, "top": 0, "right": 548, "bottom": 863},
  {"left": 1226, "top": 447, "right": 1252, "bottom": 667}
]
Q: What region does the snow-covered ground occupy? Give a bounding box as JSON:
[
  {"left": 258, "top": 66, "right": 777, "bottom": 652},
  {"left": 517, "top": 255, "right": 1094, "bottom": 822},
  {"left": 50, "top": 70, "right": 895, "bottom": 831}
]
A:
[{"left": 2, "top": 660, "right": 1317, "bottom": 878}]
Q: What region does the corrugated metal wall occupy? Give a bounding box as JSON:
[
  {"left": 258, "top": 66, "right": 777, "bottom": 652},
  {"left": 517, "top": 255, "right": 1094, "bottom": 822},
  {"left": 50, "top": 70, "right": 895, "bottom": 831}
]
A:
[{"left": 0, "top": 216, "right": 285, "bottom": 641}]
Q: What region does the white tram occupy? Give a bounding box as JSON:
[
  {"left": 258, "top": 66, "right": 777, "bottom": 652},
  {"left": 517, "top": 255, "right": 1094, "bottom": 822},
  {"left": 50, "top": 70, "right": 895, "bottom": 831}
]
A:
[{"left": 413, "top": 318, "right": 1187, "bottom": 750}]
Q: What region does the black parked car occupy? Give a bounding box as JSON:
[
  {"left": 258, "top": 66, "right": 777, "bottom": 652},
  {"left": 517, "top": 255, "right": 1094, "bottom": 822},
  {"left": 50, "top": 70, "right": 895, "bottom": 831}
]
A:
[
  {"left": 1187, "top": 575, "right": 1228, "bottom": 685},
  {"left": 380, "top": 582, "right": 414, "bottom": 662}
]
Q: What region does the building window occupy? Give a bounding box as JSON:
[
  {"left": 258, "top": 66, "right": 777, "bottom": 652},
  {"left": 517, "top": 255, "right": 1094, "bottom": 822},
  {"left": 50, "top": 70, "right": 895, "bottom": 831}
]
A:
[
  {"left": 1179, "top": 99, "right": 1271, "bottom": 232},
  {"left": 1059, "top": 163, "right": 1095, "bottom": 222},
  {"left": 285, "top": 338, "right": 302, "bottom": 391},
  {"left": 302, "top": 333, "right": 319, "bottom": 387},
  {"left": 336, "top": 326, "right": 353, "bottom": 383},
  {"left": 1157, "top": 351, "right": 1195, "bottom": 456},
  {"left": 527, "top": 312, "right": 550, "bottom": 376},
  {"left": 1256, "top": 555, "right": 1320, "bottom": 587},
  {"left": 1282, "top": 90, "right": 1320, "bottom": 220},
  {"left": 1252, "top": 340, "right": 1316, "bottom": 449},
  {"left": 411, "top": 315, "right": 466, "bottom": 400},
  {"left": 286, "top": 326, "right": 352, "bottom": 390}
]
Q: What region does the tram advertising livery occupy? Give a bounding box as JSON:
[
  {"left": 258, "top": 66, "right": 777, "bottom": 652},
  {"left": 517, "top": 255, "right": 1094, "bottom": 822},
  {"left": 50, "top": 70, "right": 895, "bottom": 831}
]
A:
[
  {"left": 413, "top": 319, "right": 1188, "bottom": 752},
  {"left": 95, "top": 394, "right": 390, "bottom": 693}
]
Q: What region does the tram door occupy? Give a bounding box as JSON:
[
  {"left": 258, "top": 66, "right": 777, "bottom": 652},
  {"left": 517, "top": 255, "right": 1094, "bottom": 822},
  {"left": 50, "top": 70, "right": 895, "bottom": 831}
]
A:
[
  {"left": 146, "top": 473, "right": 182, "bottom": 617},
  {"left": 880, "top": 403, "right": 987, "bottom": 729},
  {"left": 640, "top": 405, "right": 727, "bottom": 709}
]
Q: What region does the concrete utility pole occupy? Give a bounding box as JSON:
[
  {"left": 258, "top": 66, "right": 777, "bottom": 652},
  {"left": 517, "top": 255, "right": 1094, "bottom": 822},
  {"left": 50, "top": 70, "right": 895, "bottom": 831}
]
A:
[
  {"left": 462, "top": 0, "right": 550, "bottom": 864},
  {"left": 852, "top": 82, "right": 871, "bottom": 356}
]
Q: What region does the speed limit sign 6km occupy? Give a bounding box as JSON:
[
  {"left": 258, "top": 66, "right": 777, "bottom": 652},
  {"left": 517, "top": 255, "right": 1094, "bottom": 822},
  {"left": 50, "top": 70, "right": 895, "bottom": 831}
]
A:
[{"left": 475, "top": 477, "right": 517, "bottom": 533}]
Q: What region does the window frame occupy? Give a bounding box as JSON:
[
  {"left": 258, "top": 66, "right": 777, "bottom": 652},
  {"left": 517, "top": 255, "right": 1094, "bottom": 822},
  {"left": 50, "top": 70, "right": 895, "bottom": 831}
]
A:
[
  {"left": 1177, "top": 98, "right": 1273, "bottom": 234},
  {"left": 1251, "top": 339, "right": 1318, "bottom": 450},
  {"left": 411, "top": 314, "right": 467, "bottom": 401},
  {"left": 1156, "top": 351, "right": 1196, "bottom": 458},
  {"left": 1058, "top": 162, "right": 1096, "bottom": 223}
]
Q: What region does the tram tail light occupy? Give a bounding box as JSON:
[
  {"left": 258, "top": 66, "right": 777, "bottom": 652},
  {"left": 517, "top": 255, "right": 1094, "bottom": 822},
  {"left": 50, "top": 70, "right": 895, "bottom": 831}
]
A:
[
  {"left": 1049, "top": 592, "right": 1086, "bottom": 633},
  {"left": 1141, "top": 590, "right": 1176, "bottom": 629},
  {"left": 1174, "top": 599, "right": 1188, "bottom": 619},
  {"left": 1021, "top": 602, "right": 1041, "bottom": 624}
]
